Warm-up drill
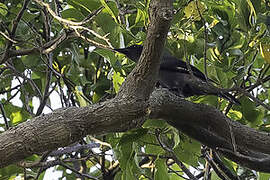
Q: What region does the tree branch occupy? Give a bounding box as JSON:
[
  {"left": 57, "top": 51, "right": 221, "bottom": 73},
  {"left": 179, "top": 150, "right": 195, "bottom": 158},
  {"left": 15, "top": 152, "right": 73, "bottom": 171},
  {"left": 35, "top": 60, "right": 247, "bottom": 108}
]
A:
[
  {"left": 1, "top": 89, "right": 270, "bottom": 172},
  {"left": 150, "top": 88, "right": 270, "bottom": 172},
  {"left": 116, "top": 0, "right": 173, "bottom": 100},
  {"left": 0, "top": 0, "right": 174, "bottom": 169}
]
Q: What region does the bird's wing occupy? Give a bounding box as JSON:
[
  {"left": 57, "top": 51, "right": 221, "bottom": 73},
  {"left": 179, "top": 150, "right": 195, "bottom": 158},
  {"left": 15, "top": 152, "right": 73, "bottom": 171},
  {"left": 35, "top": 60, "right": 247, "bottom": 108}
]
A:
[{"left": 159, "top": 56, "right": 207, "bottom": 81}]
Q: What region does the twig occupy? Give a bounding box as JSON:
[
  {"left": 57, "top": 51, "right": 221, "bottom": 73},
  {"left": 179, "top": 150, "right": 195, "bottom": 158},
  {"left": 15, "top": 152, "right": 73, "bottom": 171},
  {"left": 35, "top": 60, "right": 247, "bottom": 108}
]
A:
[
  {"left": 0, "top": 102, "right": 9, "bottom": 130},
  {"left": 155, "top": 129, "right": 199, "bottom": 180},
  {"left": 49, "top": 143, "right": 100, "bottom": 156},
  {"left": 115, "top": 0, "right": 126, "bottom": 24},
  {"left": 0, "top": 84, "right": 21, "bottom": 94},
  {"left": 90, "top": 136, "right": 112, "bottom": 148},
  {"left": 70, "top": 25, "right": 113, "bottom": 48},
  {"left": 36, "top": 7, "right": 53, "bottom": 116},
  {"left": 60, "top": 161, "right": 99, "bottom": 179},
  {"left": 73, "top": 28, "right": 112, "bottom": 50},
  {"left": 0, "top": 31, "right": 17, "bottom": 43},
  {"left": 213, "top": 151, "right": 240, "bottom": 180},
  {"left": 240, "top": 89, "right": 270, "bottom": 110},
  {"left": 33, "top": 0, "right": 112, "bottom": 49},
  {"left": 0, "top": 0, "right": 30, "bottom": 64},
  {"left": 204, "top": 151, "right": 227, "bottom": 180},
  {"left": 6, "top": 63, "right": 43, "bottom": 98},
  {"left": 246, "top": 75, "right": 270, "bottom": 92},
  {"left": 195, "top": 0, "right": 208, "bottom": 81}
]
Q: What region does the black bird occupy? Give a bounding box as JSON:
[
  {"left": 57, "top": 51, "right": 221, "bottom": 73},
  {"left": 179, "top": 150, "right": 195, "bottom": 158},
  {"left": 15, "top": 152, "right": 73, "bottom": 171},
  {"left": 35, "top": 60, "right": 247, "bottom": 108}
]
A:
[{"left": 114, "top": 45, "right": 240, "bottom": 104}]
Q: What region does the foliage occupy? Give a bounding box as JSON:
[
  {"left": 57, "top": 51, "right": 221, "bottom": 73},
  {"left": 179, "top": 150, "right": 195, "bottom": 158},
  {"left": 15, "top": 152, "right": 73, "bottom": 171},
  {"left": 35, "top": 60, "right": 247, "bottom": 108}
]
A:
[{"left": 0, "top": 0, "right": 269, "bottom": 179}]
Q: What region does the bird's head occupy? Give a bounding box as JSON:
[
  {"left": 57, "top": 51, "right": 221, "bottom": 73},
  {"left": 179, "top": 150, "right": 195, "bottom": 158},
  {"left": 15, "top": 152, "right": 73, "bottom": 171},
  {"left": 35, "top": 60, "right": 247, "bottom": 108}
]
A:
[{"left": 114, "top": 45, "right": 143, "bottom": 62}]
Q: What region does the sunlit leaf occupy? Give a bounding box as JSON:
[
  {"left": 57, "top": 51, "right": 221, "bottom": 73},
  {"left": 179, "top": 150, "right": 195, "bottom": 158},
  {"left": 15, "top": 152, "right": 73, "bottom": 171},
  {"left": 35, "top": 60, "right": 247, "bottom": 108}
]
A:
[
  {"left": 10, "top": 111, "right": 22, "bottom": 124},
  {"left": 184, "top": 1, "right": 205, "bottom": 21},
  {"left": 259, "top": 172, "right": 270, "bottom": 180},
  {"left": 100, "top": 0, "right": 118, "bottom": 23},
  {"left": 74, "top": 86, "right": 88, "bottom": 107},
  {"left": 260, "top": 43, "right": 270, "bottom": 64},
  {"left": 0, "top": 3, "right": 8, "bottom": 16},
  {"left": 112, "top": 71, "right": 125, "bottom": 93}
]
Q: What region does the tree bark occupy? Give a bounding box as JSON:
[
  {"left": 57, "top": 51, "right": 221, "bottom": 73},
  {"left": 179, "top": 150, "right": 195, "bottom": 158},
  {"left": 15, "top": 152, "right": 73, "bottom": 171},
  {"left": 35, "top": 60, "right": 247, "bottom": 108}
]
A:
[
  {"left": 0, "top": 0, "right": 174, "bottom": 169},
  {"left": 1, "top": 0, "right": 270, "bottom": 174},
  {"left": 1, "top": 89, "right": 270, "bottom": 172},
  {"left": 150, "top": 89, "right": 270, "bottom": 172}
]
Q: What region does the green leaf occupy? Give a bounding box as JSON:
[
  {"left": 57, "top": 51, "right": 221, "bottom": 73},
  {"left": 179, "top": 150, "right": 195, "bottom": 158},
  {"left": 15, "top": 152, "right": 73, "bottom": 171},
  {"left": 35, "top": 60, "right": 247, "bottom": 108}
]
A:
[
  {"left": 135, "top": 9, "right": 146, "bottom": 26},
  {"left": 154, "top": 159, "right": 170, "bottom": 180},
  {"left": 246, "top": 0, "right": 257, "bottom": 24},
  {"left": 143, "top": 119, "right": 168, "bottom": 129},
  {"left": 259, "top": 172, "right": 270, "bottom": 180},
  {"left": 118, "top": 128, "right": 148, "bottom": 146},
  {"left": 240, "top": 96, "right": 264, "bottom": 126},
  {"left": 0, "top": 165, "right": 23, "bottom": 180},
  {"left": 74, "top": 86, "right": 89, "bottom": 107},
  {"left": 61, "top": 8, "right": 84, "bottom": 21},
  {"left": 216, "top": 67, "right": 228, "bottom": 88},
  {"left": 170, "top": 163, "right": 184, "bottom": 180},
  {"left": 228, "top": 110, "right": 243, "bottom": 120},
  {"left": 67, "top": 63, "right": 81, "bottom": 84},
  {"left": 3, "top": 102, "right": 30, "bottom": 126},
  {"left": 100, "top": 0, "right": 118, "bottom": 23},
  {"left": 21, "top": 55, "right": 41, "bottom": 68},
  {"left": 67, "top": 0, "right": 101, "bottom": 12},
  {"left": 112, "top": 71, "right": 125, "bottom": 93},
  {"left": 10, "top": 111, "right": 22, "bottom": 125},
  {"left": 142, "top": 134, "right": 164, "bottom": 155},
  {"left": 174, "top": 138, "right": 201, "bottom": 167},
  {"left": 13, "top": 58, "right": 25, "bottom": 73},
  {"left": 95, "top": 48, "right": 121, "bottom": 71},
  {"left": 0, "top": 3, "right": 8, "bottom": 16},
  {"left": 117, "top": 134, "right": 141, "bottom": 180}
]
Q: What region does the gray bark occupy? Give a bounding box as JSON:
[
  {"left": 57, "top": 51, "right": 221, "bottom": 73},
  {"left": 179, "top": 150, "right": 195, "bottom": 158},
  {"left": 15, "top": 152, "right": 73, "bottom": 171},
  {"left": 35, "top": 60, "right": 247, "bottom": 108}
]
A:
[{"left": 0, "top": 0, "right": 270, "bottom": 173}]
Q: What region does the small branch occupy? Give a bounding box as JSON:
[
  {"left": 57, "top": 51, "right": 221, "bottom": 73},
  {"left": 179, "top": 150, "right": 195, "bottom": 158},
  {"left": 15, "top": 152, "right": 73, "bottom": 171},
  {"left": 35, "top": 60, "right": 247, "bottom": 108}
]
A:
[
  {"left": 150, "top": 88, "right": 270, "bottom": 172},
  {"left": 60, "top": 161, "right": 99, "bottom": 180},
  {"left": 70, "top": 25, "right": 113, "bottom": 48},
  {"left": 212, "top": 151, "right": 240, "bottom": 180},
  {"left": 33, "top": 0, "right": 87, "bottom": 26},
  {"left": 0, "top": 31, "right": 18, "bottom": 43},
  {"left": 0, "top": 84, "right": 21, "bottom": 94},
  {"left": 155, "top": 129, "right": 199, "bottom": 180},
  {"left": 6, "top": 63, "right": 43, "bottom": 98},
  {"left": 195, "top": 0, "right": 208, "bottom": 81},
  {"left": 0, "top": 0, "right": 30, "bottom": 64},
  {"left": 115, "top": 0, "right": 126, "bottom": 24},
  {"left": 240, "top": 89, "right": 270, "bottom": 110},
  {"left": 0, "top": 103, "right": 9, "bottom": 130},
  {"left": 10, "top": 0, "right": 31, "bottom": 36},
  {"left": 36, "top": 54, "right": 53, "bottom": 116},
  {"left": 246, "top": 75, "right": 270, "bottom": 92},
  {"left": 33, "top": 0, "right": 110, "bottom": 48},
  {"left": 116, "top": 0, "right": 173, "bottom": 100},
  {"left": 73, "top": 29, "right": 112, "bottom": 50},
  {"left": 204, "top": 151, "right": 227, "bottom": 180},
  {"left": 49, "top": 143, "right": 100, "bottom": 156}
]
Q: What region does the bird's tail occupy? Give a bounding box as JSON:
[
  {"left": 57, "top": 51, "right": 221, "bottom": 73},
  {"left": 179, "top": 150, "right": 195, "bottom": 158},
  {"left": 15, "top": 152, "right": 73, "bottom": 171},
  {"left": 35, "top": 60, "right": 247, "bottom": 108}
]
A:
[{"left": 219, "top": 92, "right": 240, "bottom": 105}]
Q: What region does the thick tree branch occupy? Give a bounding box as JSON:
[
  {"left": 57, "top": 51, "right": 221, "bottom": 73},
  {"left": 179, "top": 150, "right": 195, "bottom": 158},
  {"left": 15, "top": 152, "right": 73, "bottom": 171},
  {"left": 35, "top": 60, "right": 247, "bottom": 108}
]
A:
[
  {"left": 0, "top": 98, "right": 146, "bottom": 168},
  {"left": 1, "top": 0, "right": 269, "bottom": 175},
  {"left": 117, "top": 0, "right": 173, "bottom": 100},
  {"left": 1, "top": 89, "right": 270, "bottom": 172},
  {"left": 150, "top": 89, "right": 270, "bottom": 172},
  {"left": 0, "top": 0, "right": 173, "bottom": 169}
]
